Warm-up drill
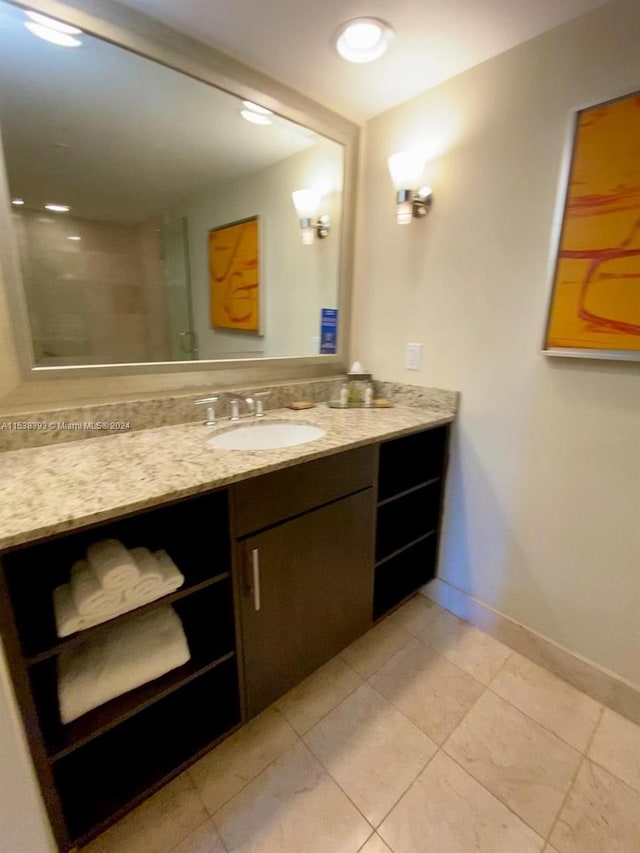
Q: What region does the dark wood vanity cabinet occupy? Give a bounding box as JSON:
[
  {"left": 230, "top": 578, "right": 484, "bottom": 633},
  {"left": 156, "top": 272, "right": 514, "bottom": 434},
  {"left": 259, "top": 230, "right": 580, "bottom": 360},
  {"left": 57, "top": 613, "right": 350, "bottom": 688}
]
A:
[
  {"left": 232, "top": 447, "right": 376, "bottom": 718},
  {"left": 0, "top": 491, "right": 241, "bottom": 850},
  {"left": 373, "top": 424, "right": 450, "bottom": 619},
  {"left": 0, "top": 424, "right": 450, "bottom": 850}
]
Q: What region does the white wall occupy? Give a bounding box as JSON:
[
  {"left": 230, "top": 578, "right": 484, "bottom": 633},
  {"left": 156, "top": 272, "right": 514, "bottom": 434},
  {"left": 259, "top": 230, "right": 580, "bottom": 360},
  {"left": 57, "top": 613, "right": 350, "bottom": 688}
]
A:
[
  {"left": 171, "top": 140, "right": 342, "bottom": 360},
  {"left": 354, "top": 0, "right": 640, "bottom": 687},
  {"left": 0, "top": 641, "right": 54, "bottom": 853}
]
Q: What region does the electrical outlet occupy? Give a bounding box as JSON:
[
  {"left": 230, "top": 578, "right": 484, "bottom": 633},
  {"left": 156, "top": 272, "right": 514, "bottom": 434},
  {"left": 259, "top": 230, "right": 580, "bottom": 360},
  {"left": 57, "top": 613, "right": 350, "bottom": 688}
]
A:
[{"left": 405, "top": 342, "right": 422, "bottom": 370}]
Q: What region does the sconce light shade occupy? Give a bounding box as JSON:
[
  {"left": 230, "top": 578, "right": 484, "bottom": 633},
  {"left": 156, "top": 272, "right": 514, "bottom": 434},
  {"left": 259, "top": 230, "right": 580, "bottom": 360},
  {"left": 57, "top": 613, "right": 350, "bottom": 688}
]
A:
[
  {"left": 291, "top": 189, "right": 321, "bottom": 217},
  {"left": 387, "top": 150, "right": 433, "bottom": 224},
  {"left": 291, "top": 189, "right": 330, "bottom": 244},
  {"left": 387, "top": 150, "right": 425, "bottom": 191}
]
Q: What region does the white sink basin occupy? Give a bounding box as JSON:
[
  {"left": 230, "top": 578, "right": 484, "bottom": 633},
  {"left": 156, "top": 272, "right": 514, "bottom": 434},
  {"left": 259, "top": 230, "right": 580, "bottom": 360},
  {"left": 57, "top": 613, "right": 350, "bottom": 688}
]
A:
[{"left": 207, "top": 422, "right": 325, "bottom": 450}]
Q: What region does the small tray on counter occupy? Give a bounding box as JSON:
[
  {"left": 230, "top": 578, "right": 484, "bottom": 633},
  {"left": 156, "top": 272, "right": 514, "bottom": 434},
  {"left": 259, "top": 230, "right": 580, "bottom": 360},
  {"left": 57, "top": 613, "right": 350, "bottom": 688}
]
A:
[{"left": 327, "top": 400, "right": 394, "bottom": 409}]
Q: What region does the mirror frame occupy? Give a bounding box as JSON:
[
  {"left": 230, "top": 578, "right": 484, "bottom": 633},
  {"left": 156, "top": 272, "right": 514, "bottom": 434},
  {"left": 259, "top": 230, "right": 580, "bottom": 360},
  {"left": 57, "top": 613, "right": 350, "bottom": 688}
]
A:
[{"left": 0, "top": 0, "right": 359, "bottom": 399}]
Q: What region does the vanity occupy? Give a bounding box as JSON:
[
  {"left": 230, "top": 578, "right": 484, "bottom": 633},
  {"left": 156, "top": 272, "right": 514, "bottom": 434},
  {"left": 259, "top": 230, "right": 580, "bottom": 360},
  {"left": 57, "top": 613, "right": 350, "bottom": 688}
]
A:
[{"left": 0, "top": 403, "right": 453, "bottom": 850}]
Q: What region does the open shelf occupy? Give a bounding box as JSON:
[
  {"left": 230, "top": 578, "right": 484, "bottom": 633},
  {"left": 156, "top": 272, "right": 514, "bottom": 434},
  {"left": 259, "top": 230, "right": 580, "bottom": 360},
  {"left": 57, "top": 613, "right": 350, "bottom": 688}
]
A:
[
  {"left": 54, "top": 658, "right": 240, "bottom": 843},
  {"left": 375, "top": 480, "right": 442, "bottom": 562},
  {"left": 29, "top": 581, "right": 236, "bottom": 760},
  {"left": 25, "top": 572, "right": 229, "bottom": 667},
  {"left": 373, "top": 425, "right": 450, "bottom": 620},
  {"left": 374, "top": 534, "right": 437, "bottom": 620},
  {"left": 378, "top": 425, "right": 448, "bottom": 502},
  {"left": 3, "top": 489, "right": 231, "bottom": 660}
]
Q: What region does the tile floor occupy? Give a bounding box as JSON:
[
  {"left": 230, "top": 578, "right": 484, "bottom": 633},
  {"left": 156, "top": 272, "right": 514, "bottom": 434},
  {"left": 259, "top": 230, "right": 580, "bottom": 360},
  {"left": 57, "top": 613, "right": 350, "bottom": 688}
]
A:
[{"left": 83, "top": 594, "right": 640, "bottom": 853}]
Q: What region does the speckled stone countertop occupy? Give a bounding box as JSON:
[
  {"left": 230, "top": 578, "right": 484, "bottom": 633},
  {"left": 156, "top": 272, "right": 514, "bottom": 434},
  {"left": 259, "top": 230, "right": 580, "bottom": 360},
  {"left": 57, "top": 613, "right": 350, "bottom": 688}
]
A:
[{"left": 0, "top": 402, "right": 455, "bottom": 551}]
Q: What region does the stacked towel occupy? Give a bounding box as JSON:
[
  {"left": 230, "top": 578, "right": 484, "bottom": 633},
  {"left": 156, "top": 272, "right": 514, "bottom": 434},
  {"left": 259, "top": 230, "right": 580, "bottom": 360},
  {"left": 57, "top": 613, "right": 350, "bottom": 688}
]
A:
[
  {"left": 53, "top": 543, "right": 185, "bottom": 638},
  {"left": 57, "top": 606, "right": 191, "bottom": 723},
  {"left": 87, "top": 539, "right": 140, "bottom": 590},
  {"left": 124, "top": 548, "right": 164, "bottom": 602},
  {"left": 70, "top": 560, "right": 121, "bottom": 616}
]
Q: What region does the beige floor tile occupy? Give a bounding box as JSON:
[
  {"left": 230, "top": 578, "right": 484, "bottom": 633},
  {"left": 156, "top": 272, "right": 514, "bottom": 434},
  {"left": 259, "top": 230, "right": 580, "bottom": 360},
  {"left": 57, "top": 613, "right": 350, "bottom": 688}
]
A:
[
  {"left": 304, "top": 682, "right": 436, "bottom": 826},
  {"left": 82, "top": 773, "right": 208, "bottom": 853},
  {"left": 378, "top": 751, "right": 544, "bottom": 853},
  {"left": 588, "top": 707, "right": 640, "bottom": 792},
  {"left": 490, "top": 652, "right": 602, "bottom": 751},
  {"left": 341, "top": 618, "right": 413, "bottom": 679},
  {"left": 550, "top": 759, "right": 640, "bottom": 853},
  {"left": 277, "top": 656, "right": 363, "bottom": 734},
  {"left": 213, "top": 740, "right": 371, "bottom": 853},
  {"left": 422, "top": 616, "right": 512, "bottom": 685},
  {"left": 358, "top": 833, "right": 392, "bottom": 852},
  {"left": 387, "top": 594, "right": 438, "bottom": 634},
  {"left": 171, "top": 819, "right": 226, "bottom": 853},
  {"left": 369, "top": 639, "right": 484, "bottom": 744},
  {"left": 444, "top": 690, "right": 581, "bottom": 836},
  {"left": 189, "top": 708, "right": 298, "bottom": 814}
]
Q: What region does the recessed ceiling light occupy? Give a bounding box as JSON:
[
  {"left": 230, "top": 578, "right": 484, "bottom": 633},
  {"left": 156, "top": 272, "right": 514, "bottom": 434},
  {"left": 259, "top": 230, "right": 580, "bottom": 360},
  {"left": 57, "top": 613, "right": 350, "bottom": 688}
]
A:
[
  {"left": 11, "top": 198, "right": 25, "bottom": 206},
  {"left": 25, "top": 21, "right": 82, "bottom": 46},
  {"left": 334, "top": 17, "right": 394, "bottom": 63},
  {"left": 25, "top": 11, "right": 82, "bottom": 35},
  {"left": 67, "top": 235, "right": 81, "bottom": 241},
  {"left": 240, "top": 110, "right": 272, "bottom": 126},
  {"left": 242, "top": 101, "right": 272, "bottom": 116},
  {"left": 45, "top": 203, "right": 70, "bottom": 213}
]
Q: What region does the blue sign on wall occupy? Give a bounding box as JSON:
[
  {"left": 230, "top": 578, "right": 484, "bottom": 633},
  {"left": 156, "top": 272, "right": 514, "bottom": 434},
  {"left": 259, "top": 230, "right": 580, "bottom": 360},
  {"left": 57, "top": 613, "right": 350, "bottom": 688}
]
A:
[{"left": 320, "top": 308, "right": 338, "bottom": 354}]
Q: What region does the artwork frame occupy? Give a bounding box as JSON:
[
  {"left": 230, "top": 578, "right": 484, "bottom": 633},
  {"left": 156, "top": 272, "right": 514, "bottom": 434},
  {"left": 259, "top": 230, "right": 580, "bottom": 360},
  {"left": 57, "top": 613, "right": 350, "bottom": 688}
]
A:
[
  {"left": 542, "top": 89, "right": 640, "bottom": 361},
  {"left": 209, "top": 215, "right": 261, "bottom": 333}
]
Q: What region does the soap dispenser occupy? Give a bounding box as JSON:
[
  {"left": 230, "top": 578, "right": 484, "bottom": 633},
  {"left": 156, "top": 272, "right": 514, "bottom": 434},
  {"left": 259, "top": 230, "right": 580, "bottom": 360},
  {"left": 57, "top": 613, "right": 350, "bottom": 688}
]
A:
[{"left": 347, "top": 361, "right": 372, "bottom": 406}]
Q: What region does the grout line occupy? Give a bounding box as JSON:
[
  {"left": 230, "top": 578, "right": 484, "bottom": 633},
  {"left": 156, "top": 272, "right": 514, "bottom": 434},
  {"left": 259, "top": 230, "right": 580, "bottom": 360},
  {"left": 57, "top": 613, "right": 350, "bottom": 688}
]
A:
[
  {"left": 442, "top": 748, "right": 547, "bottom": 845},
  {"left": 545, "top": 704, "right": 605, "bottom": 844},
  {"left": 484, "top": 681, "right": 602, "bottom": 756},
  {"left": 190, "top": 709, "right": 304, "bottom": 819},
  {"left": 372, "top": 747, "right": 440, "bottom": 832},
  {"left": 277, "top": 660, "right": 365, "bottom": 737}
]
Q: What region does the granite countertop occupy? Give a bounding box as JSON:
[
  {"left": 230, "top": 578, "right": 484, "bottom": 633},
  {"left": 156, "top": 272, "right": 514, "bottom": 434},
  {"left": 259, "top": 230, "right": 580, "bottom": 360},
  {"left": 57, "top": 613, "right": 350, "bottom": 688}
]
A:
[{"left": 0, "top": 402, "right": 455, "bottom": 551}]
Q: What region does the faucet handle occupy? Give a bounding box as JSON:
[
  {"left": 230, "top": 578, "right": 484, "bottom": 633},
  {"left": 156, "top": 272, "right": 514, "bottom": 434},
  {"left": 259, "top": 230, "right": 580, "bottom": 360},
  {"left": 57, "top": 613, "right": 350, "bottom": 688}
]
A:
[
  {"left": 195, "top": 396, "right": 218, "bottom": 426},
  {"left": 252, "top": 391, "right": 269, "bottom": 417}
]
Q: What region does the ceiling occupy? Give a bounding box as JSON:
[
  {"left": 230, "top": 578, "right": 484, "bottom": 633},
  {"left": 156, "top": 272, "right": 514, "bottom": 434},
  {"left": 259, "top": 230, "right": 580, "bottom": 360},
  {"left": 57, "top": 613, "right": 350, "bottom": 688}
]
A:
[
  {"left": 114, "top": 0, "right": 611, "bottom": 122},
  {"left": 0, "top": 0, "right": 326, "bottom": 222}
]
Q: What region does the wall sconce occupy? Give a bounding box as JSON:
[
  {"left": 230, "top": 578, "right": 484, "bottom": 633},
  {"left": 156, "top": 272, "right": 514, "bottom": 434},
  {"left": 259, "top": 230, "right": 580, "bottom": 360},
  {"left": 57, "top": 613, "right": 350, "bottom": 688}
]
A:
[
  {"left": 387, "top": 150, "right": 433, "bottom": 224},
  {"left": 291, "top": 189, "right": 330, "bottom": 244}
]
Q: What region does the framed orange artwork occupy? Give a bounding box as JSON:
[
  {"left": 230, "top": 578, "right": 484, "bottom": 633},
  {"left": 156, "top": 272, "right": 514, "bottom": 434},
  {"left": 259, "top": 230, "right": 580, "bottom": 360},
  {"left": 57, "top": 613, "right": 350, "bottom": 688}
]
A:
[
  {"left": 543, "top": 90, "right": 640, "bottom": 360},
  {"left": 209, "top": 216, "right": 260, "bottom": 332}
]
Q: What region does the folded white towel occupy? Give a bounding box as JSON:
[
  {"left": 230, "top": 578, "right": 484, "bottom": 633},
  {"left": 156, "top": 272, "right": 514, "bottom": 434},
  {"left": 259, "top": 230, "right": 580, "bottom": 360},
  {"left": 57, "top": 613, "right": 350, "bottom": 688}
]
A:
[
  {"left": 57, "top": 606, "right": 190, "bottom": 724},
  {"left": 53, "top": 550, "right": 187, "bottom": 637},
  {"left": 70, "top": 560, "right": 122, "bottom": 616},
  {"left": 123, "top": 548, "right": 164, "bottom": 602},
  {"left": 86, "top": 539, "right": 140, "bottom": 591},
  {"left": 153, "top": 550, "right": 185, "bottom": 595},
  {"left": 53, "top": 584, "right": 86, "bottom": 637}
]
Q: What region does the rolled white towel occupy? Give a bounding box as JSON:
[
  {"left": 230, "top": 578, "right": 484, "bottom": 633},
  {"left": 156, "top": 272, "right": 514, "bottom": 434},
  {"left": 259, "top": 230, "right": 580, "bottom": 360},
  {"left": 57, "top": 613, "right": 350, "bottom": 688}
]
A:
[
  {"left": 86, "top": 539, "right": 140, "bottom": 591},
  {"left": 70, "top": 560, "right": 122, "bottom": 616},
  {"left": 153, "top": 550, "right": 185, "bottom": 595},
  {"left": 123, "top": 548, "right": 164, "bottom": 602},
  {"left": 57, "top": 606, "right": 190, "bottom": 723},
  {"left": 53, "top": 584, "right": 86, "bottom": 637}
]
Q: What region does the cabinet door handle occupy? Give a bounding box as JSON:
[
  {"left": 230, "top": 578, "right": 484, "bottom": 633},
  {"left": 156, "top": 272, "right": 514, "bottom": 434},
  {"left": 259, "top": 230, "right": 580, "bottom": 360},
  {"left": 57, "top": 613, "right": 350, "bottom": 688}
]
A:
[{"left": 251, "top": 548, "right": 261, "bottom": 611}]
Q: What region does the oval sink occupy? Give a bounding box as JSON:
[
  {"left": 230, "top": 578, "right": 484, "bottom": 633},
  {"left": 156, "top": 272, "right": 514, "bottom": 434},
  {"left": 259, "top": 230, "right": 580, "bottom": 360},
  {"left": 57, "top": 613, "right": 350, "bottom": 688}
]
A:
[{"left": 207, "top": 422, "right": 325, "bottom": 451}]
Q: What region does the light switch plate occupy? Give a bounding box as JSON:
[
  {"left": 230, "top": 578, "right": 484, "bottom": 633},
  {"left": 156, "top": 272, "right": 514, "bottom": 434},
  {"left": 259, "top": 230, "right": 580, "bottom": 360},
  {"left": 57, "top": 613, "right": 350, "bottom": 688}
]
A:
[{"left": 405, "top": 342, "right": 422, "bottom": 370}]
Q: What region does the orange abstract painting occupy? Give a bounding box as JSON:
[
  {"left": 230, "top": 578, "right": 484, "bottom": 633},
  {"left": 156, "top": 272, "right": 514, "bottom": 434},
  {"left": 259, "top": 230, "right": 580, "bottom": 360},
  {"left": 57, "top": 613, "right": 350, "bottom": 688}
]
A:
[
  {"left": 209, "top": 217, "right": 260, "bottom": 332},
  {"left": 544, "top": 91, "right": 640, "bottom": 357}
]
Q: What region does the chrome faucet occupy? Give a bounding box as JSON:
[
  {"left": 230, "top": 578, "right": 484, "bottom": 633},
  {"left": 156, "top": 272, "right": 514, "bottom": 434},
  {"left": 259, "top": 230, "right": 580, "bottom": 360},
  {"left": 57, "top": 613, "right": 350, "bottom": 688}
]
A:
[{"left": 195, "top": 391, "right": 268, "bottom": 424}]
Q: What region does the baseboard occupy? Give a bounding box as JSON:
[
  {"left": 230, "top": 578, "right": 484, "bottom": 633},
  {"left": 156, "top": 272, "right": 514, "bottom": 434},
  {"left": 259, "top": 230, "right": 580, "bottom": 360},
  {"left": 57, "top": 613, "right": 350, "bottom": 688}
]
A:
[{"left": 422, "top": 578, "right": 640, "bottom": 725}]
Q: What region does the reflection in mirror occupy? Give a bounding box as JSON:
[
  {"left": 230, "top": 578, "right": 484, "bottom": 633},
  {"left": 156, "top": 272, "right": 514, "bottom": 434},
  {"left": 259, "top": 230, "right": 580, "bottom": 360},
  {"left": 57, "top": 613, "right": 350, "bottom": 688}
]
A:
[{"left": 0, "top": 0, "right": 344, "bottom": 367}]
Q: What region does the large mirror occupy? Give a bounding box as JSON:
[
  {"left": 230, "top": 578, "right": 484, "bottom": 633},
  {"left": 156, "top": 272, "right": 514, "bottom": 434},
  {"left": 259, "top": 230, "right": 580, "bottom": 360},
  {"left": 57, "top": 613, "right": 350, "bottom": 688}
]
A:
[{"left": 0, "top": 0, "right": 346, "bottom": 369}]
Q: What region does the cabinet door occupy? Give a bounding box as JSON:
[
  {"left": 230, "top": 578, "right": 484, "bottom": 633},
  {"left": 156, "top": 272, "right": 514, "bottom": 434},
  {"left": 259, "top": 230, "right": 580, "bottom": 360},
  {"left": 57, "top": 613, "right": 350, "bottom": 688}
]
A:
[{"left": 239, "top": 489, "right": 374, "bottom": 718}]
